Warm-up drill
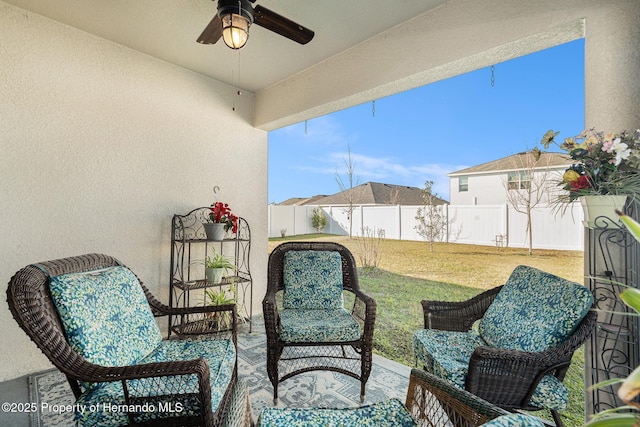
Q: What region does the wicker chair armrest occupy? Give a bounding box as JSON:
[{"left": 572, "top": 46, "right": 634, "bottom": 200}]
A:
[
  {"left": 422, "top": 286, "right": 502, "bottom": 331},
  {"left": 73, "top": 357, "right": 213, "bottom": 385},
  {"left": 262, "top": 290, "right": 280, "bottom": 340},
  {"left": 467, "top": 344, "right": 563, "bottom": 409},
  {"left": 350, "top": 289, "right": 377, "bottom": 343},
  {"left": 350, "top": 288, "right": 376, "bottom": 319},
  {"left": 405, "top": 368, "right": 508, "bottom": 426}
]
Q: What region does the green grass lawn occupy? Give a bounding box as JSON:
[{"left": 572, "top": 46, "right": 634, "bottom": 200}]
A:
[{"left": 268, "top": 235, "right": 586, "bottom": 426}]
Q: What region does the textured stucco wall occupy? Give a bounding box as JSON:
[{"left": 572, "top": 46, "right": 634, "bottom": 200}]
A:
[{"left": 0, "top": 2, "right": 268, "bottom": 381}]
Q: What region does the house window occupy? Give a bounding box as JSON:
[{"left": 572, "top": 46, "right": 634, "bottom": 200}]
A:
[
  {"left": 507, "top": 171, "right": 531, "bottom": 190},
  {"left": 458, "top": 176, "right": 469, "bottom": 192}
]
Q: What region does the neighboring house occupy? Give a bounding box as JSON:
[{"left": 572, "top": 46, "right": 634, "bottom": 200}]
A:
[
  {"left": 277, "top": 195, "right": 329, "bottom": 206},
  {"left": 448, "top": 152, "right": 573, "bottom": 205},
  {"left": 281, "top": 182, "right": 448, "bottom": 206}
]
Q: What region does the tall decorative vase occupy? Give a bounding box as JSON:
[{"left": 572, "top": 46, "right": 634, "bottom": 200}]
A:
[
  {"left": 580, "top": 195, "right": 628, "bottom": 229},
  {"left": 203, "top": 222, "right": 226, "bottom": 240}
]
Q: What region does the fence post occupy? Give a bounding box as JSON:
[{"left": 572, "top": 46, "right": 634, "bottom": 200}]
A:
[
  {"left": 504, "top": 204, "right": 509, "bottom": 248},
  {"left": 398, "top": 204, "right": 402, "bottom": 240},
  {"left": 445, "top": 204, "right": 449, "bottom": 243}
]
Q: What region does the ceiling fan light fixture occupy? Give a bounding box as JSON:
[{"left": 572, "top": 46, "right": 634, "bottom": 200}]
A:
[{"left": 221, "top": 12, "right": 251, "bottom": 49}]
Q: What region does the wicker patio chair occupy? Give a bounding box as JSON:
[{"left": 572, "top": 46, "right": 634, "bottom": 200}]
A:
[
  {"left": 263, "top": 241, "right": 376, "bottom": 403},
  {"left": 413, "top": 265, "right": 598, "bottom": 427},
  {"left": 7, "top": 253, "right": 241, "bottom": 427}
]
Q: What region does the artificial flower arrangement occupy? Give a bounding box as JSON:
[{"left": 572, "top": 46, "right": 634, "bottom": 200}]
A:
[
  {"left": 541, "top": 128, "right": 640, "bottom": 205},
  {"left": 209, "top": 201, "right": 238, "bottom": 234}
]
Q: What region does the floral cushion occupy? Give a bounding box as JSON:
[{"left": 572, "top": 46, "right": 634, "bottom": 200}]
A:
[
  {"left": 480, "top": 414, "right": 545, "bottom": 426},
  {"left": 49, "top": 266, "right": 162, "bottom": 372},
  {"left": 478, "top": 265, "right": 593, "bottom": 353},
  {"left": 280, "top": 308, "right": 361, "bottom": 343},
  {"left": 283, "top": 251, "right": 344, "bottom": 310},
  {"left": 413, "top": 329, "right": 569, "bottom": 410},
  {"left": 74, "top": 337, "right": 237, "bottom": 427},
  {"left": 413, "top": 329, "right": 486, "bottom": 386},
  {"left": 257, "top": 397, "right": 417, "bottom": 427}
]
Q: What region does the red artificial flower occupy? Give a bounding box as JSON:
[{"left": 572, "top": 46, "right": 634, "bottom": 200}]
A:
[
  {"left": 570, "top": 175, "right": 592, "bottom": 191},
  {"left": 209, "top": 202, "right": 238, "bottom": 233}
]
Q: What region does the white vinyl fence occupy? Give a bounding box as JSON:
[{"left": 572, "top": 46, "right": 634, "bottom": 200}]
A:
[{"left": 268, "top": 203, "right": 585, "bottom": 251}]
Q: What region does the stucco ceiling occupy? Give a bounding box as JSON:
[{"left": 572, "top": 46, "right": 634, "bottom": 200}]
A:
[{"left": 3, "top": 0, "right": 448, "bottom": 93}]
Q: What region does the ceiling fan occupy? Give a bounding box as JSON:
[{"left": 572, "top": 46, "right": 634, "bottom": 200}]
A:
[{"left": 197, "top": 0, "right": 315, "bottom": 49}]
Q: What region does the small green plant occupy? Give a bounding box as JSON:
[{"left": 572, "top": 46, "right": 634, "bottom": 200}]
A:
[
  {"left": 204, "top": 248, "right": 235, "bottom": 271},
  {"left": 205, "top": 285, "right": 237, "bottom": 306},
  {"left": 311, "top": 207, "right": 327, "bottom": 233},
  {"left": 203, "top": 285, "right": 237, "bottom": 330}
]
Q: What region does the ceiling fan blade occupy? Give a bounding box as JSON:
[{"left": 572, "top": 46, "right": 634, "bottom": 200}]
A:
[
  {"left": 197, "top": 14, "right": 222, "bottom": 44},
  {"left": 253, "top": 5, "right": 314, "bottom": 45}
]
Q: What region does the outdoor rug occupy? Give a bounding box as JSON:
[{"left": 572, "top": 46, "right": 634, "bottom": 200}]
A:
[{"left": 29, "top": 317, "right": 411, "bottom": 426}]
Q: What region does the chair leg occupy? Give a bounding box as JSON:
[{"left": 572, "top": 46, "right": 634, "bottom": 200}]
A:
[
  {"left": 550, "top": 410, "right": 564, "bottom": 427},
  {"left": 360, "top": 381, "right": 366, "bottom": 403}
]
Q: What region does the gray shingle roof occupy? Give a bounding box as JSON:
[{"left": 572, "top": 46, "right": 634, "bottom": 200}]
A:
[
  {"left": 448, "top": 151, "right": 572, "bottom": 176},
  {"left": 285, "top": 181, "right": 447, "bottom": 206}
]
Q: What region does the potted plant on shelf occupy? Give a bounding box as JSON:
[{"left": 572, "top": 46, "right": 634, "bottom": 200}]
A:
[
  {"left": 204, "top": 285, "right": 237, "bottom": 331},
  {"left": 202, "top": 247, "right": 236, "bottom": 283},
  {"left": 203, "top": 201, "right": 238, "bottom": 240},
  {"left": 541, "top": 128, "right": 640, "bottom": 227}
]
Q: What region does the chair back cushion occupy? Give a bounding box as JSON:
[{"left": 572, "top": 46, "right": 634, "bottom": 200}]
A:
[
  {"left": 478, "top": 265, "right": 593, "bottom": 352},
  {"left": 50, "top": 266, "right": 162, "bottom": 368},
  {"left": 283, "top": 250, "right": 344, "bottom": 310}
]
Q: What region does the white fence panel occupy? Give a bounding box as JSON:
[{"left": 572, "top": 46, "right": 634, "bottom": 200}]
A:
[
  {"left": 448, "top": 205, "right": 506, "bottom": 246},
  {"left": 360, "top": 205, "right": 401, "bottom": 239},
  {"left": 325, "top": 206, "right": 349, "bottom": 236},
  {"left": 400, "top": 206, "right": 422, "bottom": 241},
  {"left": 506, "top": 203, "right": 584, "bottom": 250},
  {"left": 269, "top": 205, "right": 295, "bottom": 238},
  {"left": 268, "top": 202, "right": 585, "bottom": 250}
]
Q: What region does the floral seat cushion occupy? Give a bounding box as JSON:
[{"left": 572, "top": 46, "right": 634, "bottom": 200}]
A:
[
  {"left": 49, "top": 266, "right": 162, "bottom": 371},
  {"left": 280, "top": 308, "right": 361, "bottom": 343},
  {"left": 257, "top": 397, "right": 417, "bottom": 427},
  {"left": 478, "top": 265, "right": 593, "bottom": 353},
  {"left": 75, "top": 337, "right": 237, "bottom": 426},
  {"left": 413, "top": 329, "right": 568, "bottom": 410},
  {"left": 50, "top": 266, "right": 237, "bottom": 426},
  {"left": 283, "top": 250, "right": 344, "bottom": 310}
]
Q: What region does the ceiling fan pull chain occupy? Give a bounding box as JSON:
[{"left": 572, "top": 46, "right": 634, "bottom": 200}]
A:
[
  {"left": 305, "top": 120, "right": 308, "bottom": 134},
  {"left": 231, "top": 48, "right": 241, "bottom": 111},
  {"left": 372, "top": 100, "right": 376, "bottom": 118}
]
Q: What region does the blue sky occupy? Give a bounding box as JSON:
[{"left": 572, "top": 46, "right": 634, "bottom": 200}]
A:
[{"left": 267, "top": 39, "right": 584, "bottom": 204}]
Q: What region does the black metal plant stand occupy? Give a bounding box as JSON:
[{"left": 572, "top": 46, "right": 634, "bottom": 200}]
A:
[
  {"left": 168, "top": 207, "right": 253, "bottom": 337},
  {"left": 585, "top": 204, "right": 640, "bottom": 416}
]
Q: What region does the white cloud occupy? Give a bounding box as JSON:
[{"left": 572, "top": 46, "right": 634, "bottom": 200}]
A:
[
  {"left": 276, "top": 116, "right": 356, "bottom": 147},
  {"left": 296, "top": 149, "right": 468, "bottom": 200}
]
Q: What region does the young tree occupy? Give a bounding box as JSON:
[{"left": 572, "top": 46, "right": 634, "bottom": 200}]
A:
[
  {"left": 502, "top": 148, "right": 554, "bottom": 255},
  {"left": 335, "top": 145, "right": 360, "bottom": 239},
  {"left": 311, "top": 207, "right": 327, "bottom": 233},
  {"left": 414, "top": 180, "right": 447, "bottom": 252}
]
